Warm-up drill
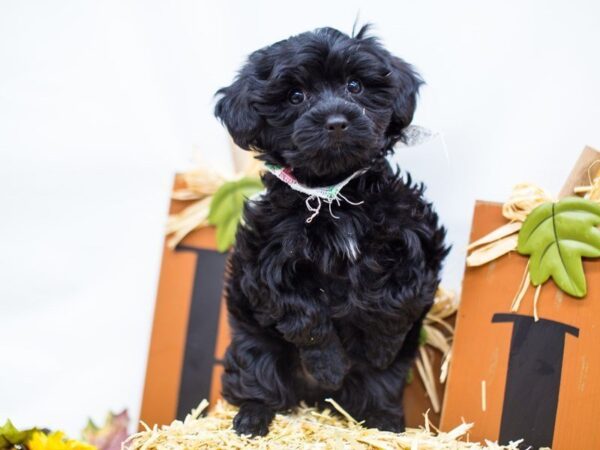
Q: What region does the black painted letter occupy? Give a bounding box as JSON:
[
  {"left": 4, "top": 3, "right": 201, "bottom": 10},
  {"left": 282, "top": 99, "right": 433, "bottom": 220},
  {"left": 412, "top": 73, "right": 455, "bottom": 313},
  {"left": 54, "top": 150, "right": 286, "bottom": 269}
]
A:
[
  {"left": 492, "top": 313, "right": 578, "bottom": 449},
  {"left": 176, "top": 246, "right": 228, "bottom": 419}
]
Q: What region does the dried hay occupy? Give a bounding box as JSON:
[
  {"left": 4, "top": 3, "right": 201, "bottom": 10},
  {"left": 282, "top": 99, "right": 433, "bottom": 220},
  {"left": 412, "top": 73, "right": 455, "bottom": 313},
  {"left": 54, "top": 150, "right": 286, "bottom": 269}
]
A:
[
  {"left": 416, "top": 286, "right": 457, "bottom": 414},
  {"left": 124, "top": 400, "right": 526, "bottom": 450}
]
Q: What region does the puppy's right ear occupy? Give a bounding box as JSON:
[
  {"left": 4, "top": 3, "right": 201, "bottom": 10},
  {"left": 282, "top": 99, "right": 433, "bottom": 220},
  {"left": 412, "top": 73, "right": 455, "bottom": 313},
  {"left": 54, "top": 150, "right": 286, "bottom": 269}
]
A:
[{"left": 214, "top": 72, "right": 262, "bottom": 150}]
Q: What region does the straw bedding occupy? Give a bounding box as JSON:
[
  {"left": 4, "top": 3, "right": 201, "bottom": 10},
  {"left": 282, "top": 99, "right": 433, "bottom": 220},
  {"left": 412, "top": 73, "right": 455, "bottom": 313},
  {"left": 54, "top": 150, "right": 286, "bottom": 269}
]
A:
[{"left": 124, "top": 400, "right": 530, "bottom": 450}]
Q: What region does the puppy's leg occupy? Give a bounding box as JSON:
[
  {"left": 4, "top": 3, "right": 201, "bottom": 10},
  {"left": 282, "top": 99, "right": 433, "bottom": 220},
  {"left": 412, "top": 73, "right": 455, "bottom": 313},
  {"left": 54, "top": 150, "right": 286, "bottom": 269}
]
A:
[
  {"left": 363, "top": 328, "right": 409, "bottom": 370},
  {"left": 275, "top": 295, "right": 350, "bottom": 390},
  {"left": 334, "top": 359, "right": 411, "bottom": 432},
  {"left": 222, "top": 328, "right": 295, "bottom": 436},
  {"left": 362, "top": 305, "right": 431, "bottom": 370},
  {"left": 335, "top": 320, "right": 423, "bottom": 433}
]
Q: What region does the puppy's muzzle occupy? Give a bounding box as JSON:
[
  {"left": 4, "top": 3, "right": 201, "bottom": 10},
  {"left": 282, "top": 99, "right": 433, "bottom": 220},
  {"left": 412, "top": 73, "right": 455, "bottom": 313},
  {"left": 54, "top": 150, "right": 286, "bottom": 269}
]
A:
[
  {"left": 293, "top": 98, "right": 365, "bottom": 147},
  {"left": 325, "top": 113, "right": 349, "bottom": 139}
]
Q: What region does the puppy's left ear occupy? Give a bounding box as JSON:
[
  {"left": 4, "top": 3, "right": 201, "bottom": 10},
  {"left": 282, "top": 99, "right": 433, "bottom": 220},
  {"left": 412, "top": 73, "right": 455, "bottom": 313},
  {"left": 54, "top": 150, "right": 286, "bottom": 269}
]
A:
[
  {"left": 214, "top": 71, "right": 263, "bottom": 150},
  {"left": 387, "top": 57, "right": 423, "bottom": 141}
]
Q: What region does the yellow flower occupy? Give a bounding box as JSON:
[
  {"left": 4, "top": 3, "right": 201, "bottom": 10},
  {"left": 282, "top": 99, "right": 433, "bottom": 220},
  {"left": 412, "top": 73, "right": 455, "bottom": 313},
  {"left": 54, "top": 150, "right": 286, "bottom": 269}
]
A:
[{"left": 27, "top": 431, "right": 96, "bottom": 450}]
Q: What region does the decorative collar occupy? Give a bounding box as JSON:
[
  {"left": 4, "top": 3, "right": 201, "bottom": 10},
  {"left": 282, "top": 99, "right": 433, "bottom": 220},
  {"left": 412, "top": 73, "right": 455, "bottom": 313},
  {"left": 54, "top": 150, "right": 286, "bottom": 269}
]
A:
[{"left": 265, "top": 163, "right": 367, "bottom": 223}]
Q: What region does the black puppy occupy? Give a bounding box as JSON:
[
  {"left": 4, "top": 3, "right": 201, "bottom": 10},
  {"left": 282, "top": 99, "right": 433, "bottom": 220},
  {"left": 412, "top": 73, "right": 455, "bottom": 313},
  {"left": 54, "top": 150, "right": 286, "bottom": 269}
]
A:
[{"left": 214, "top": 25, "right": 448, "bottom": 436}]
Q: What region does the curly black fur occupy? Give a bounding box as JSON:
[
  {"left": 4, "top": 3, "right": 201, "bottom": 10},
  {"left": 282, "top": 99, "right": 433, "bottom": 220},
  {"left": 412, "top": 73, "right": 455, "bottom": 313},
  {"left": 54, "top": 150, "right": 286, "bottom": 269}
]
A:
[{"left": 214, "top": 25, "right": 448, "bottom": 436}]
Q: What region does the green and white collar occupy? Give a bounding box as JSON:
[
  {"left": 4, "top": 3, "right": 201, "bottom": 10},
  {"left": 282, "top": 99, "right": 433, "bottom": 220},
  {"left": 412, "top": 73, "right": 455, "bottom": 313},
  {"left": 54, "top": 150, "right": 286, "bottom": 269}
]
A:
[{"left": 265, "top": 163, "right": 367, "bottom": 223}]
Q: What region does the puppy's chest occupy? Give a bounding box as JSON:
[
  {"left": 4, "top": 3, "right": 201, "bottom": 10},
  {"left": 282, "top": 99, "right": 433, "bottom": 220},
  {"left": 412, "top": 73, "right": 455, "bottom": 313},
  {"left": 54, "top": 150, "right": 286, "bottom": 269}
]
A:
[
  {"left": 309, "top": 219, "right": 364, "bottom": 263},
  {"left": 305, "top": 221, "right": 374, "bottom": 302},
  {"left": 327, "top": 225, "right": 361, "bottom": 262},
  {"left": 296, "top": 202, "right": 389, "bottom": 277}
]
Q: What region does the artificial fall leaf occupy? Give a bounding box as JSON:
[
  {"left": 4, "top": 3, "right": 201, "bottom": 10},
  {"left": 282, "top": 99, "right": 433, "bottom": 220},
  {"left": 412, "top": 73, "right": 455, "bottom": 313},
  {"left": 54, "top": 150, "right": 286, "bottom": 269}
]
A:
[
  {"left": 517, "top": 196, "right": 600, "bottom": 298},
  {"left": 208, "top": 177, "right": 263, "bottom": 252},
  {"left": 82, "top": 411, "right": 128, "bottom": 450}
]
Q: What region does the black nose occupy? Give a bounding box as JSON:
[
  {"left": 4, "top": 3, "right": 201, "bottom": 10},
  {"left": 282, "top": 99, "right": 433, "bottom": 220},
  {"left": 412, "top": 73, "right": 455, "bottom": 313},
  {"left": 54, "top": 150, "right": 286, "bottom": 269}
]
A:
[{"left": 325, "top": 114, "right": 349, "bottom": 133}]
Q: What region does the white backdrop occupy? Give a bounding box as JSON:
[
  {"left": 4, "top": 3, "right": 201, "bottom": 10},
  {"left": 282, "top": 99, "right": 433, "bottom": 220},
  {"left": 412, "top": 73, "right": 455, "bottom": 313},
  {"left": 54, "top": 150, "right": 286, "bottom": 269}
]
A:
[{"left": 2, "top": 0, "right": 600, "bottom": 435}]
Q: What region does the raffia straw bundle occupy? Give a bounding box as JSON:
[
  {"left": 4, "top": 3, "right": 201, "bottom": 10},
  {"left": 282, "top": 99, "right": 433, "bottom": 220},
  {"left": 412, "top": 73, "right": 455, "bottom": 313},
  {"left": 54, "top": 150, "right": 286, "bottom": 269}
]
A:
[
  {"left": 417, "top": 286, "right": 457, "bottom": 414},
  {"left": 465, "top": 183, "right": 554, "bottom": 267},
  {"left": 124, "top": 399, "right": 526, "bottom": 450},
  {"left": 574, "top": 159, "right": 600, "bottom": 201}
]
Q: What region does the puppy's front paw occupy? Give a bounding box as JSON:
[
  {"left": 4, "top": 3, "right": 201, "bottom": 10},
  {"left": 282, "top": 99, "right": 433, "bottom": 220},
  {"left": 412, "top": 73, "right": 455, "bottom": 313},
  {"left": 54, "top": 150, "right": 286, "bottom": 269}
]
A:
[
  {"left": 232, "top": 401, "right": 275, "bottom": 437},
  {"left": 364, "top": 411, "right": 405, "bottom": 433},
  {"left": 300, "top": 340, "right": 350, "bottom": 390}
]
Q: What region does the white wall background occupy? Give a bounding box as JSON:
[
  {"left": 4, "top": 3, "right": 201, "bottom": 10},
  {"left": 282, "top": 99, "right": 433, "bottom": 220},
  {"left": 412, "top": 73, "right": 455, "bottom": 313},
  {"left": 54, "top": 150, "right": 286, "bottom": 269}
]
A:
[{"left": 1, "top": 0, "right": 599, "bottom": 436}]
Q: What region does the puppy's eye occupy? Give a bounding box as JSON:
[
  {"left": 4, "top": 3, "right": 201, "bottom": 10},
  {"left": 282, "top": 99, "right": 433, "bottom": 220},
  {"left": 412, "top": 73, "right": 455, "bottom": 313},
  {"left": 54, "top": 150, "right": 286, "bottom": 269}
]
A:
[
  {"left": 288, "top": 89, "right": 305, "bottom": 105},
  {"left": 347, "top": 79, "right": 362, "bottom": 94}
]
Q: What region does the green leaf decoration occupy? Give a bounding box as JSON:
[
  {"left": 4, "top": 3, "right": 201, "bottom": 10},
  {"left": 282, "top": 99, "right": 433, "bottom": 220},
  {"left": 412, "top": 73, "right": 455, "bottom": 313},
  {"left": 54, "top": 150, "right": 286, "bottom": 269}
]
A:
[
  {"left": 517, "top": 196, "right": 600, "bottom": 298},
  {"left": 418, "top": 326, "right": 428, "bottom": 346},
  {"left": 0, "top": 419, "right": 37, "bottom": 449},
  {"left": 208, "top": 177, "right": 263, "bottom": 252}
]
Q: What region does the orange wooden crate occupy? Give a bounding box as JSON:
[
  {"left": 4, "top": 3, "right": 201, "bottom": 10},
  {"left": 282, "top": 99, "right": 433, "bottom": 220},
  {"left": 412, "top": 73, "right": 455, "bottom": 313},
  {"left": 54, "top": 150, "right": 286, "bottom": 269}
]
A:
[{"left": 441, "top": 200, "right": 600, "bottom": 449}]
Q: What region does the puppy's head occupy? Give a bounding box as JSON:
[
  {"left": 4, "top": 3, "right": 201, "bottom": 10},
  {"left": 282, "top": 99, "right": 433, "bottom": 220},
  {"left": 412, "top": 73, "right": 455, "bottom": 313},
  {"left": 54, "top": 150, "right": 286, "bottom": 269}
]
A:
[{"left": 215, "top": 26, "right": 422, "bottom": 182}]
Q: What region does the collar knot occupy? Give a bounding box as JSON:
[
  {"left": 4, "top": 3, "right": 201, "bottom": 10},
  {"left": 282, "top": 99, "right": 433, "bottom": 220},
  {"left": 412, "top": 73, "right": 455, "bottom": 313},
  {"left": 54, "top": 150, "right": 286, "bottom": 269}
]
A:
[{"left": 265, "top": 164, "right": 367, "bottom": 223}]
